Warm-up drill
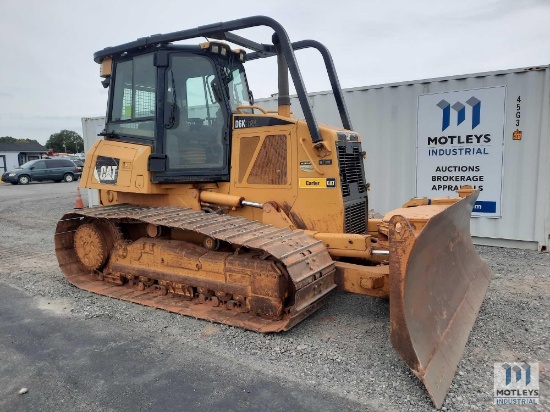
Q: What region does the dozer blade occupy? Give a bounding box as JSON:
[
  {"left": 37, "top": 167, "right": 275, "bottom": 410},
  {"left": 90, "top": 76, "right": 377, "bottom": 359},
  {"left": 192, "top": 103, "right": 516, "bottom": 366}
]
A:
[{"left": 387, "top": 191, "right": 492, "bottom": 409}]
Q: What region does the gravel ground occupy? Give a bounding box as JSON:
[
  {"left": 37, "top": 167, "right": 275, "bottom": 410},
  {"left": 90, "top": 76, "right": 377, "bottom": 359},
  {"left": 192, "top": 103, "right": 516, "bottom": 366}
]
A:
[{"left": 0, "top": 181, "right": 548, "bottom": 411}]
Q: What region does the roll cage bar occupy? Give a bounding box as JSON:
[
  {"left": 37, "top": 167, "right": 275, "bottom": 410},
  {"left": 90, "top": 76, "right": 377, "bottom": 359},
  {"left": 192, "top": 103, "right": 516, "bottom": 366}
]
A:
[{"left": 94, "top": 16, "right": 353, "bottom": 144}]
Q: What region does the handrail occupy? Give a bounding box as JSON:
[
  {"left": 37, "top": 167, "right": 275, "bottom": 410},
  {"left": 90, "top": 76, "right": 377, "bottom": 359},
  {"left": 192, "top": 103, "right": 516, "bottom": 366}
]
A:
[
  {"left": 236, "top": 105, "right": 267, "bottom": 114},
  {"left": 299, "top": 138, "right": 325, "bottom": 176},
  {"left": 248, "top": 40, "right": 353, "bottom": 131}
]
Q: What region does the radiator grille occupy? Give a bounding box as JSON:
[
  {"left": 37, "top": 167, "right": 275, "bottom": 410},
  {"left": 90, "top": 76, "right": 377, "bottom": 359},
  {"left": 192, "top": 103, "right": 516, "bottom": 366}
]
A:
[
  {"left": 344, "top": 201, "right": 367, "bottom": 234},
  {"left": 337, "top": 145, "right": 366, "bottom": 198},
  {"left": 337, "top": 141, "right": 368, "bottom": 234}
]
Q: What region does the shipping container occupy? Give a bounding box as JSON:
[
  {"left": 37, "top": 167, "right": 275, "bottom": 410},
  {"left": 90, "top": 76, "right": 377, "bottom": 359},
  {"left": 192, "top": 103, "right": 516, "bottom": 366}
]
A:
[
  {"left": 257, "top": 66, "right": 550, "bottom": 250},
  {"left": 81, "top": 116, "right": 106, "bottom": 207}
]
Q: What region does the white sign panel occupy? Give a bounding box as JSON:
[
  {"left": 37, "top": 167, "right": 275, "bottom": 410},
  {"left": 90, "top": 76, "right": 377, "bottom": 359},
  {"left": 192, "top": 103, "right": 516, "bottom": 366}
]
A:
[{"left": 417, "top": 86, "right": 506, "bottom": 217}]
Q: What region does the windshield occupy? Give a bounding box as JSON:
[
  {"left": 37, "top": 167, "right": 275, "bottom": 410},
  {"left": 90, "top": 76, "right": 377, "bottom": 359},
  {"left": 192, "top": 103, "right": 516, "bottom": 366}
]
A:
[{"left": 19, "top": 160, "right": 38, "bottom": 169}]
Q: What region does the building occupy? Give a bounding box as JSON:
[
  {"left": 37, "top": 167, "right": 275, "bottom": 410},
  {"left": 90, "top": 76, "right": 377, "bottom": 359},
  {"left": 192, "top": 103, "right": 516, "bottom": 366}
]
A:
[{"left": 0, "top": 142, "right": 49, "bottom": 174}]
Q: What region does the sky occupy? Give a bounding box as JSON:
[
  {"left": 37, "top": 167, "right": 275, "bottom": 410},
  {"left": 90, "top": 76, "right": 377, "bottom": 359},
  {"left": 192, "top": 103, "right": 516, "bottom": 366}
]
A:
[{"left": 1, "top": 0, "right": 549, "bottom": 145}]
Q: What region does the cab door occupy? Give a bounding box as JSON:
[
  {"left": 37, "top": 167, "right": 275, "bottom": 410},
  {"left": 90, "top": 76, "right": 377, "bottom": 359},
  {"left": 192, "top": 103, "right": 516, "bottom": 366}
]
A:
[{"left": 156, "top": 52, "right": 230, "bottom": 182}]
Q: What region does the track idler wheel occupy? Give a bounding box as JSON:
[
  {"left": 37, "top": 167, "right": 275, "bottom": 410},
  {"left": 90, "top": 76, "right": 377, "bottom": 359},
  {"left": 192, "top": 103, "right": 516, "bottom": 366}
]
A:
[{"left": 74, "top": 223, "right": 110, "bottom": 271}]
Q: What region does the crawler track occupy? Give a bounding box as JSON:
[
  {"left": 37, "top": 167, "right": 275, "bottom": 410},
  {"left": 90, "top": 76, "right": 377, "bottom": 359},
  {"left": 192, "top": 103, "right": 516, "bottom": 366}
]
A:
[{"left": 55, "top": 205, "right": 336, "bottom": 332}]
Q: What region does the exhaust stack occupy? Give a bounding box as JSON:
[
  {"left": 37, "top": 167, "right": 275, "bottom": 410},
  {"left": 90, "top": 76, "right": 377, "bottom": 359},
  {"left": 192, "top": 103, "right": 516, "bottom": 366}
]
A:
[{"left": 273, "top": 33, "right": 290, "bottom": 117}]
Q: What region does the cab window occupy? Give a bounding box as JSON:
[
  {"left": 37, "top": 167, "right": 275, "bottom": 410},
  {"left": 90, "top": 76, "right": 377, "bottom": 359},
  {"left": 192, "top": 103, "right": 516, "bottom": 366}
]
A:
[
  {"left": 225, "top": 63, "right": 250, "bottom": 112},
  {"left": 108, "top": 53, "right": 156, "bottom": 138}
]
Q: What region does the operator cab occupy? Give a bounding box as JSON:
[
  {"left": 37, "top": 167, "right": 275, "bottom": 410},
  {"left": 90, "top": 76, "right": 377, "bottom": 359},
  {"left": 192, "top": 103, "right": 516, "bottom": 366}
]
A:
[{"left": 102, "top": 42, "right": 251, "bottom": 183}]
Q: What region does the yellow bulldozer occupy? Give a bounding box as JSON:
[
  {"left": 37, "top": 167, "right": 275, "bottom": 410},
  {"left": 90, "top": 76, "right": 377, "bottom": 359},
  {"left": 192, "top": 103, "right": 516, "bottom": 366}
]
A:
[{"left": 54, "top": 16, "right": 491, "bottom": 408}]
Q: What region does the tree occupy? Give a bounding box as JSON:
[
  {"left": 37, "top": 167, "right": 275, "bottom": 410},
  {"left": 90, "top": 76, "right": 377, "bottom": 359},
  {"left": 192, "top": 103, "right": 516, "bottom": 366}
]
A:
[
  {"left": 0, "top": 136, "right": 41, "bottom": 145},
  {"left": 45, "top": 130, "right": 84, "bottom": 153}
]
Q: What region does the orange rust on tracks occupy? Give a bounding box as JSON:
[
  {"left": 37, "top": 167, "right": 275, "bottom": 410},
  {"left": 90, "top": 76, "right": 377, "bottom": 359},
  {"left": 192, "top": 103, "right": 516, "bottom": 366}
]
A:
[{"left": 55, "top": 205, "right": 336, "bottom": 332}]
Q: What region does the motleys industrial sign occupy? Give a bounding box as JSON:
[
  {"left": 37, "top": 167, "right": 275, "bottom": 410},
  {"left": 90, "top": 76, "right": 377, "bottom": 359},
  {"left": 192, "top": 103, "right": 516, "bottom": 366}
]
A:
[{"left": 416, "top": 86, "right": 506, "bottom": 218}]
